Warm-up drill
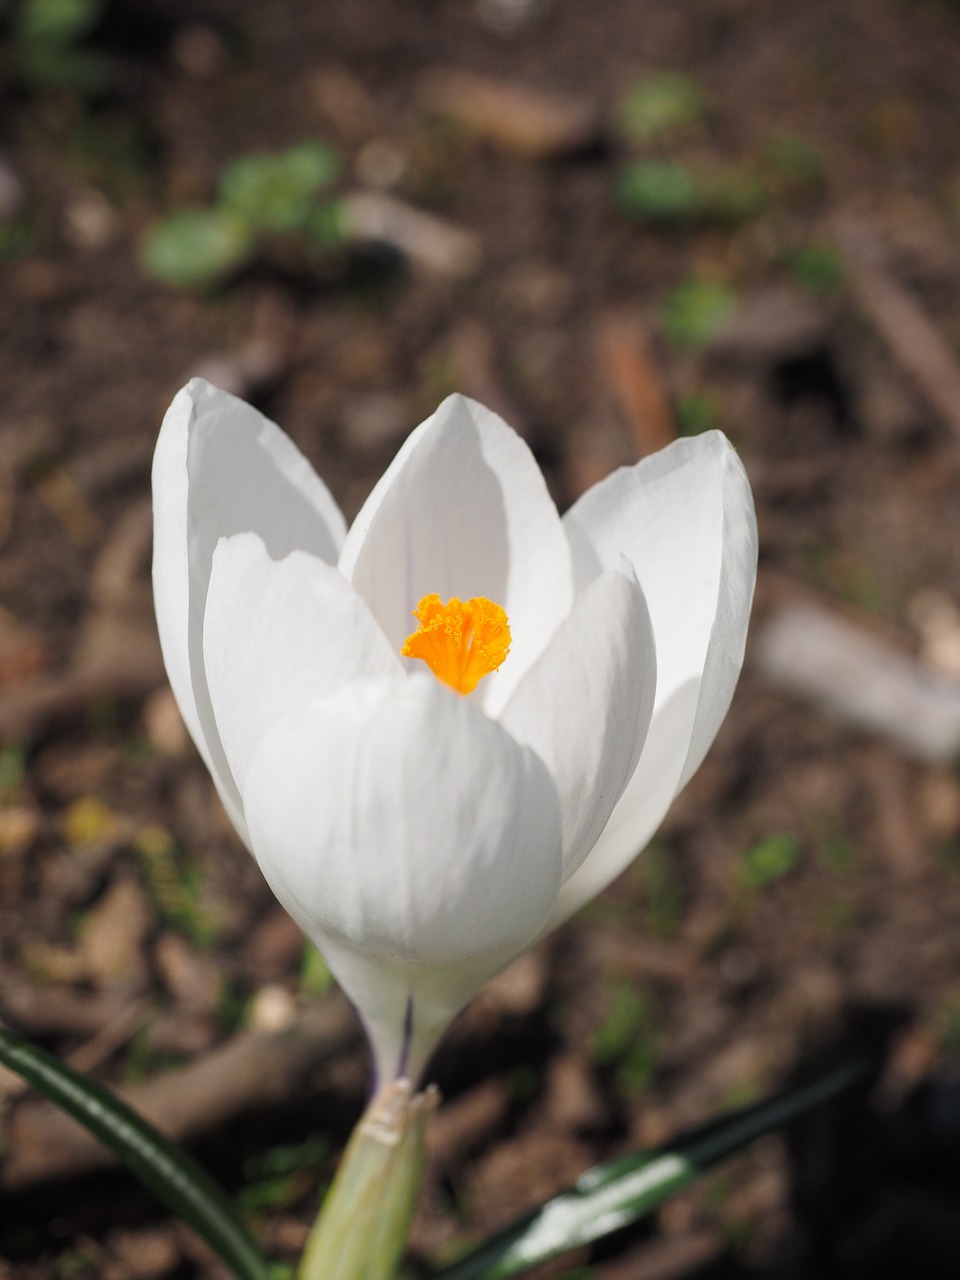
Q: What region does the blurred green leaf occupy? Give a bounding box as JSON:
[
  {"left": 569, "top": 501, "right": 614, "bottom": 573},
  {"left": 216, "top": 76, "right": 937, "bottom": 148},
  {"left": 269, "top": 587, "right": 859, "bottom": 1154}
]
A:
[
  {"left": 0, "top": 1027, "right": 271, "bottom": 1280},
  {"left": 616, "top": 161, "right": 702, "bottom": 221},
  {"left": 618, "top": 73, "right": 706, "bottom": 143},
  {"left": 617, "top": 161, "right": 765, "bottom": 225},
  {"left": 786, "top": 242, "right": 844, "bottom": 293},
  {"left": 304, "top": 197, "right": 349, "bottom": 249},
  {"left": 0, "top": 217, "right": 35, "bottom": 261},
  {"left": 740, "top": 833, "right": 800, "bottom": 890},
  {"left": 219, "top": 141, "right": 339, "bottom": 234},
  {"left": 300, "top": 942, "right": 335, "bottom": 997},
  {"left": 17, "top": 42, "right": 105, "bottom": 91},
  {"left": 0, "top": 743, "right": 26, "bottom": 797},
  {"left": 238, "top": 1136, "right": 328, "bottom": 1216},
  {"left": 763, "top": 134, "right": 824, "bottom": 190},
  {"left": 812, "top": 815, "right": 859, "bottom": 874},
  {"left": 641, "top": 843, "right": 684, "bottom": 939},
  {"left": 676, "top": 391, "right": 722, "bottom": 436},
  {"left": 17, "top": 0, "right": 104, "bottom": 45},
  {"left": 15, "top": 0, "right": 107, "bottom": 91},
  {"left": 661, "top": 277, "right": 737, "bottom": 349},
  {"left": 590, "top": 982, "right": 659, "bottom": 1095},
  {"left": 141, "top": 208, "right": 255, "bottom": 289},
  {"left": 700, "top": 168, "right": 768, "bottom": 221},
  {"left": 135, "top": 825, "right": 221, "bottom": 946},
  {"left": 432, "top": 1062, "right": 863, "bottom": 1280}
]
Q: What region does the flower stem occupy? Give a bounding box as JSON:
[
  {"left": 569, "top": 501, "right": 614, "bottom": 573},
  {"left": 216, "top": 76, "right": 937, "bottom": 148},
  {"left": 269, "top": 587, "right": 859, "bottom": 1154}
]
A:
[{"left": 298, "top": 1078, "right": 438, "bottom": 1280}]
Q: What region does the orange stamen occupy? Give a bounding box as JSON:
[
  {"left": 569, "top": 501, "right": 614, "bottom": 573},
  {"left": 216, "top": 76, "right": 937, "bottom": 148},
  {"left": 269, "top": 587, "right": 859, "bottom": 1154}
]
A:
[{"left": 401, "top": 594, "right": 511, "bottom": 695}]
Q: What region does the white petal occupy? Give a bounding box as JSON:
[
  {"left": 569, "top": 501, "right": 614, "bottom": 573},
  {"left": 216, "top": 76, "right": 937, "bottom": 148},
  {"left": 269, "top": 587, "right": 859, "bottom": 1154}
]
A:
[
  {"left": 203, "top": 533, "right": 402, "bottom": 796},
  {"left": 500, "top": 565, "right": 656, "bottom": 880},
  {"left": 152, "top": 379, "right": 346, "bottom": 841},
  {"left": 242, "top": 675, "right": 563, "bottom": 1083},
  {"left": 550, "top": 431, "right": 757, "bottom": 924},
  {"left": 338, "top": 394, "right": 573, "bottom": 712}
]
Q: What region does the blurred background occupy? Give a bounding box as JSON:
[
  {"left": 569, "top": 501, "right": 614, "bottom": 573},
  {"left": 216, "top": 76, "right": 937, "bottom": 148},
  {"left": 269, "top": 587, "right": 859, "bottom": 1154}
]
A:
[{"left": 2, "top": 0, "right": 960, "bottom": 1276}]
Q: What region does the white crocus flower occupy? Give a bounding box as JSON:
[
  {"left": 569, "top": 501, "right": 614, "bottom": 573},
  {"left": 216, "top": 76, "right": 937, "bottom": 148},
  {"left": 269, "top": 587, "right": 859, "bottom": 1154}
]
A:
[{"left": 153, "top": 379, "right": 757, "bottom": 1085}]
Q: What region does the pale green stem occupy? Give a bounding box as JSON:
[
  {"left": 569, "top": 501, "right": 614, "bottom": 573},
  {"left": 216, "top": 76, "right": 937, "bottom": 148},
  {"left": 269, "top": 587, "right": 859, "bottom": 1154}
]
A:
[{"left": 298, "top": 1079, "right": 439, "bottom": 1280}]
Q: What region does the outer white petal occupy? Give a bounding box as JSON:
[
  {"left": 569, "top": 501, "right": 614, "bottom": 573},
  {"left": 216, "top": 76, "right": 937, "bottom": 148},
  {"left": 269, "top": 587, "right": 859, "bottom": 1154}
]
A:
[
  {"left": 203, "top": 533, "right": 402, "bottom": 796},
  {"left": 242, "top": 675, "right": 563, "bottom": 1083},
  {"left": 499, "top": 564, "right": 656, "bottom": 880},
  {"left": 550, "top": 431, "right": 757, "bottom": 925},
  {"left": 152, "top": 379, "right": 346, "bottom": 842},
  {"left": 337, "top": 394, "right": 573, "bottom": 712}
]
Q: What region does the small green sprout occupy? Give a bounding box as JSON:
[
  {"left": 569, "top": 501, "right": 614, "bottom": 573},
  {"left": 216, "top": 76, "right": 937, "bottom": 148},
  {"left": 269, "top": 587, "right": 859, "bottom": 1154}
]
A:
[
  {"left": 661, "top": 277, "right": 738, "bottom": 349},
  {"left": 763, "top": 134, "right": 825, "bottom": 191},
  {"left": 617, "top": 72, "right": 707, "bottom": 143},
  {"left": 590, "top": 981, "right": 660, "bottom": 1095},
  {"left": 238, "top": 1136, "right": 329, "bottom": 1215},
  {"left": 676, "top": 391, "right": 722, "bottom": 436},
  {"left": 816, "top": 896, "right": 857, "bottom": 936},
  {"left": 617, "top": 160, "right": 766, "bottom": 225},
  {"left": 142, "top": 139, "right": 343, "bottom": 290},
  {"left": 218, "top": 141, "right": 339, "bottom": 233},
  {"left": 0, "top": 216, "right": 36, "bottom": 261},
  {"left": 141, "top": 209, "right": 255, "bottom": 290},
  {"left": 0, "top": 743, "right": 26, "bottom": 798},
  {"left": 786, "top": 242, "right": 845, "bottom": 293},
  {"left": 641, "top": 842, "right": 684, "bottom": 939},
  {"left": 739, "top": 834, "right": 800, "bottom": 892},
  {"left": 300, "top": 942, "right": 335, "bottom": 998},
  {"left": 134, "top": 824, "right": 221, "bottom": 947},
  {"left": 812, "top": 817, "right": 859, "bottom": 875},
  {"left": 15, "top": 0, "right": 107, "bottom": 92},
  {"left": 934, "top": 989, "right": 960, "bottom": 1053}
]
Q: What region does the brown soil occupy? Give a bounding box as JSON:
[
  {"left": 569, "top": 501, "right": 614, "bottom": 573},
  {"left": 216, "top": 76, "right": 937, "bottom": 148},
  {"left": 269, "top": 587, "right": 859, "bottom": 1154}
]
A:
[{"left": 3, "top": 1, "right": 960, "bottom": 1277}]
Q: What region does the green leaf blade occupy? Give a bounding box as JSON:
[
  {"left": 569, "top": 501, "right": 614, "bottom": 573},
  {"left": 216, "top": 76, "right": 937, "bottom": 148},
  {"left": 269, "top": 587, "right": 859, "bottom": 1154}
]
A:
[
  {"left": 433, "top": 1061, "right": 863, "bottom": 1280},
  {"left": 0, "top": 1027, "right": 271, "bottom": 1280},
  {"left": 141, "top": 208, "right": 254, "bottom": 289}
]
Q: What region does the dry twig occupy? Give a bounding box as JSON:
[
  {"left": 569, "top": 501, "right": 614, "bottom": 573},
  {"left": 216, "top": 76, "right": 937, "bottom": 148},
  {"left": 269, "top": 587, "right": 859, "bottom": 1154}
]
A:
[
  {"left": 837, "top": 216, "right": 960, "bottom": 442},
  {"left": 2, "top": 997, "right": 360, "bottom": 1189}
]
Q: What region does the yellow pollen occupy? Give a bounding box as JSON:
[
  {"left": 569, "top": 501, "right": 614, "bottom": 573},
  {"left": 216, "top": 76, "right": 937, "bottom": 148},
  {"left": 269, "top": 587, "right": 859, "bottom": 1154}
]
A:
[{"left": 401, "top": 594, "right": 511, "bottom": 695}]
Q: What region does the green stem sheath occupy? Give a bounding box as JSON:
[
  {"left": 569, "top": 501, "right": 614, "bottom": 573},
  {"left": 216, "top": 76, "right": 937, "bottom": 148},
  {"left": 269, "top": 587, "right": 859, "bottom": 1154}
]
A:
[{"left": 299, "top": 1078, "right": 439, "bottom": 1280}]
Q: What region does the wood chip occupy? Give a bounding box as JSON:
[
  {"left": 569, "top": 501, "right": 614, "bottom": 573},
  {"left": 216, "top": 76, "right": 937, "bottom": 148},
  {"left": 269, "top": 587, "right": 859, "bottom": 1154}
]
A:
[
  {"left": 107, "top": 1226, "right": 179, "bottom": 1279},
  {"left": 142, "top": 686, "right": 190, "bottom": 755},
  {"left": 154, "top": 933, "right": 220, "bottom": 1013},
  {"left": 908, "top": 588, "right": 960, "bottom": 680},
  {"left": 418, "top": 67, "right": 599, "bottom": 156},
  {"left": 0, "top": 981, "right": 134, "bottom": 1038},
  {"left": 0, "top": 805, "right": 40, "bottom": 857},
  {"left": 246, "top": 983, "right": 298, "bottom": 1033},
  {"left": 426, "top": 1078, "right": 509, "bottom": 1166},
  {"left": 705, "top": 286, "right": 831, "bottom": 363},
  {"left": 342, "top": 192, "right": 481, "bottom": 278},
  {"left": 79, "top": 876, "right": 152, "bottom": 990},
  {"left": 837, "top": 215, "right": 960, "bottom": 443},
  {"left": 2, "top": 997, "right": 359, "bottom": 1189},
  {"left": 33, "top": 465, "right": 102, "bottom": 546},
  {"left": 597, "top": 313, "right": 676, "bottom": 456},
  {"left": 0, "top": 616, "right": 164, "bottom": 742},
  {"left": 542, "top": 1050, "right": 608, "bottom": 1131},
  {"left": 755, "top": 601, "right": 960, "bottom": 763}
]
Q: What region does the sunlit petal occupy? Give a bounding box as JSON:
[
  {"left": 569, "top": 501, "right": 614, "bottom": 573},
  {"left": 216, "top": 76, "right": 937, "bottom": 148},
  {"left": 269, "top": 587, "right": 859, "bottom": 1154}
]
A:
[
  {"left": 203, "top": 532, "right": 401, "bottom": 795},
  {"left": 500, "top": 564, "right": 656, "bottom": 880},
  {"left": 338, "top": 394, "right": 573, "bottom": 711},
  {"left": 242, "top": 675, "right": 563, "bottom": 1083},
  {"left": 152, "top": 379, "right": 346, "bottom": 841},
  {"left": 550, "top": 432, "right": 757, "bottom": 923}
]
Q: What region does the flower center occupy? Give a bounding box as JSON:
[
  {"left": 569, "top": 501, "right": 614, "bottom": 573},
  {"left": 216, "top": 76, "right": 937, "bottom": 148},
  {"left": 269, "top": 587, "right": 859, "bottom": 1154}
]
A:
[{"left": 401, "top": 594, "right": 511, "bottom": 695}]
